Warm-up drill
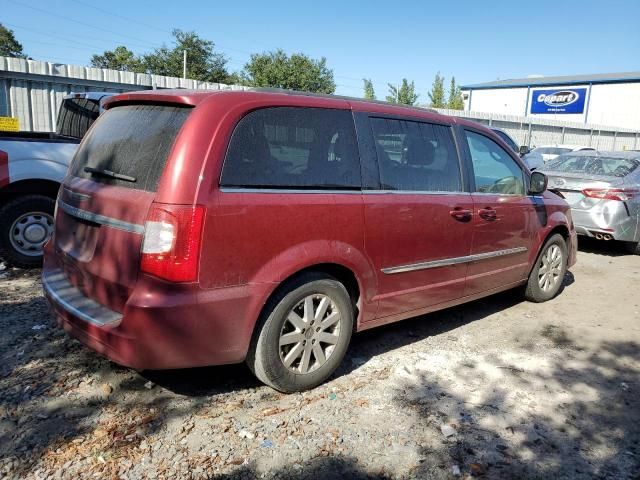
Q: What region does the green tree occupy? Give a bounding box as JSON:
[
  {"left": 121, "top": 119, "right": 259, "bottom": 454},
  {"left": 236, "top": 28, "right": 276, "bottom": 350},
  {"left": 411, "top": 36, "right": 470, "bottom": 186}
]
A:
[
  {"left": 0, "top": 23, "right": 26, "bottom": 58},
  {"left": 428, "top": 72, "right": 446, "bottom": 108},
  {"left": 90, "top": 46, "right": 144, "bottom": 72},
  {"left": 363, "top": 78, "right": 376, "bottom": 100},
  {"left": 447, "top": 76, "right": 464, "bottom": 109},
  {"left": 386, "top": 79, "right": 419, "bottom": 105},
  {"left": 242, "top": 49, "right": 335, "bottom": 94},
  {"left": 142, "top": 29, "right": 230, "bottom": 82}
]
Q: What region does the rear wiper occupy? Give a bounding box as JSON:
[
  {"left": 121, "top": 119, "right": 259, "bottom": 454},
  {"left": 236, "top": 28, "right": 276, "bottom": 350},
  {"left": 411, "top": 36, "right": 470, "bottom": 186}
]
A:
[{"left": 84, "top": 166, "right": 136, "bottom": 183}]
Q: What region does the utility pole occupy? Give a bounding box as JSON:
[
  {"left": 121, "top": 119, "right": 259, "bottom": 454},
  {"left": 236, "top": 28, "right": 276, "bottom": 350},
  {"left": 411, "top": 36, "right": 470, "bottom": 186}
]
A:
[
  {"left": 183, "top": 50, "right": 187, "bottom": 79},
  {"left": 396, "top": 83, "right": 399, "bottom": 103}
]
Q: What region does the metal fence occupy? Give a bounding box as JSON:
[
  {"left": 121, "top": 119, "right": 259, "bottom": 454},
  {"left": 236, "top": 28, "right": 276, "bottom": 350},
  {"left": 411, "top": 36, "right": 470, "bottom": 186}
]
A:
[
  {"left": 435, "top": 108, "right": 640, "bottom": 151},
  {"left": 1, "top": 55, "right": 639, "bottom": 151},
  {"left": 0, "top": 56, "right": 245, "bottom": 132}
]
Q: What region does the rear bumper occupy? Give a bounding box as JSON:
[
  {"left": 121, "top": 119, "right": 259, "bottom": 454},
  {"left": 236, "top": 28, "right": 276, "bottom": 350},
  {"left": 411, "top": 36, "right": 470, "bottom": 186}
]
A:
[
  {"left": 571, "top": 205, "right": 639, "bottom": 242},
  {"left": 43, "top": 254, "right": 274, "bottom": 370}
]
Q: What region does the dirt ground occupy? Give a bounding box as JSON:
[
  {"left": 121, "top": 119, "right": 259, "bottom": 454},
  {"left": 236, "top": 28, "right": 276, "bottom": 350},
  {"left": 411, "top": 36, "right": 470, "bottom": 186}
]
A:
[{"left": 0, "top": 237, "right": 638, "bottom": 479}]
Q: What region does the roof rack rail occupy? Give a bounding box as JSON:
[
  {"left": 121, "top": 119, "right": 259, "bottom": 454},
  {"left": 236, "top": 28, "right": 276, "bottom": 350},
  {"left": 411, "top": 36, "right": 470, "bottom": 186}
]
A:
[{"left": 242, "top": 86, "right": 438, "bottom": 114}]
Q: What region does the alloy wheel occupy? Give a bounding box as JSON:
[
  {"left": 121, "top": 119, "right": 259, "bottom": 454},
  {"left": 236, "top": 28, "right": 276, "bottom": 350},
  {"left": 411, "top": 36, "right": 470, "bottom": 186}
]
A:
[
  {"left": 538, "top": 244, "right": 563, "bottom": 292},
  {"left": 278, "top": 294, "right": 341, "bottom": 374}
]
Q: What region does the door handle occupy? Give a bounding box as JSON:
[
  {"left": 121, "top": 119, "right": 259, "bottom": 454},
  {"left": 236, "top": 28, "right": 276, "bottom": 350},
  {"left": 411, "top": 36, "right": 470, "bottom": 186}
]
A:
[
  {"left": 449, "top": 207, "right": 472, "bottom": 222},
  {"left": 479, "top": 207, "right": 497, "bottom": 221}
]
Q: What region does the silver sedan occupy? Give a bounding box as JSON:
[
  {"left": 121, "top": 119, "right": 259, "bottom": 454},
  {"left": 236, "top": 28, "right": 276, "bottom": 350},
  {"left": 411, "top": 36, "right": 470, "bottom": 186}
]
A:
[{"left": 540, "top": 151, "right": 640, "bottom": 254}]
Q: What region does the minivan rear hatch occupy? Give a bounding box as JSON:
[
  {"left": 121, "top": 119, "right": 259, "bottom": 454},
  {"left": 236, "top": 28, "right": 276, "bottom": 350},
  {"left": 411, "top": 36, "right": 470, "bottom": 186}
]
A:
[{"left": 54, "top": 104, "right": 192, "bottom": 312}]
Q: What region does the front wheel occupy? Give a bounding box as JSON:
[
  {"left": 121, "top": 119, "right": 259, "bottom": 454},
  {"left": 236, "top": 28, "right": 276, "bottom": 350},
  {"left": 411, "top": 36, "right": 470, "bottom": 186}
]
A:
[
  {"left": 525, "top": 234, "right": 568, "bottom": 303},
  {"left": 247, "top": 272, "right": 354, "bottom": 393},
  {"left": 0, "top": 195, "right": 55, "bottom": 268}
]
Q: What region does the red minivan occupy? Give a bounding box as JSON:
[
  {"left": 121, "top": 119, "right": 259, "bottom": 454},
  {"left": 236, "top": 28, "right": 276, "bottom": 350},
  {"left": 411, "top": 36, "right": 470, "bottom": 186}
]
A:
[{"left": 43, "top": 89, "right": 577, "bottom": 392}]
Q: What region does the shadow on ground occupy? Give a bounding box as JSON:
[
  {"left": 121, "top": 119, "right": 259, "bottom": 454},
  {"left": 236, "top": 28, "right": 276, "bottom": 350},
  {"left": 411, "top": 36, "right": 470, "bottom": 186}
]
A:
[
  {"left": 392, "top": 332, "right": 640, "bottom": 479},
  {"left": 577, "top": 236, "right": 633, "bottom": 257}
]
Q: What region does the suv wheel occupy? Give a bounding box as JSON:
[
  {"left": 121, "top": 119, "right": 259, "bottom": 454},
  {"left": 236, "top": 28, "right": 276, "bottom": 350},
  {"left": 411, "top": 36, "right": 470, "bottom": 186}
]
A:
[
  {"left": 247, "top": 272, "right": 353, "bottom": 392},
  {"left": 0, "top": 195, "right": 55, "bottom": 269},
  {"left": 525, "top": 234, "right": 568, "bottom": 303}
]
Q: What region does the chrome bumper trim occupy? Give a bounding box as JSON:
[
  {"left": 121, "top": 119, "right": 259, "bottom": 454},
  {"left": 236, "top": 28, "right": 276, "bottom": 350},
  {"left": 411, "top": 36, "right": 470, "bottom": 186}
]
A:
[
  {"left": 43, "top": 269, "right": 122, "bottom": 327},
  {"left": 382, "top": 247, "right": 528, "bottom": 274}
]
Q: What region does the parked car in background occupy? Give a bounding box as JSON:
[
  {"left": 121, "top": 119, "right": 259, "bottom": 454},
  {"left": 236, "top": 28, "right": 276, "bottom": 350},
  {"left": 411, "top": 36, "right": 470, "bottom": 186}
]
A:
[
  {"left": 0, "top": 92, "right": 113, "bottom": 267},
  {"left": 525, "top": 144, "right": 594, "bottom": 165},
  {"left": 43, "top": 89, "right": 577, "bottom": 392},
  {"left": 540, "top": 150, "right": 640, "bottom": 254},
  {"left": 490, "top": 127, "right": 544, "bottom": 171}
]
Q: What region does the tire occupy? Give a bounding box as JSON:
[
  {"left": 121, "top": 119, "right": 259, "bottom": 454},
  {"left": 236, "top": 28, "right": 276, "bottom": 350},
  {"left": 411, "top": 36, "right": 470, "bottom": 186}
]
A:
[
  {"left": 525, "top": 234, "right": 568, "bottom": 303},
  {"left": 623, "top": 241, "right": 640, "bottom": 255},
  {"left": 246, "top": 272, "right": 354, "bottom": 393},
  {"left": 0, "top": 195, "right": 55, "bottom": 269}
]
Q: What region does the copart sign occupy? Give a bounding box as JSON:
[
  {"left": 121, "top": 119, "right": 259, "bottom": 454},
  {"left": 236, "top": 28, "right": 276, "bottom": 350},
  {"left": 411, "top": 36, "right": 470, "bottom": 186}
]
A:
[{"left": 530, "top": 88, "right": 587, "bottom": 114}]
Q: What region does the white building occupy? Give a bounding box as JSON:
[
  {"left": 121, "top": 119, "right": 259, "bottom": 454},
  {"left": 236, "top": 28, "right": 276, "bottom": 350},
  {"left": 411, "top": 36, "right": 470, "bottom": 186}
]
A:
[{"left": 461, "top": 72, "right": 640, "bottom": 131}]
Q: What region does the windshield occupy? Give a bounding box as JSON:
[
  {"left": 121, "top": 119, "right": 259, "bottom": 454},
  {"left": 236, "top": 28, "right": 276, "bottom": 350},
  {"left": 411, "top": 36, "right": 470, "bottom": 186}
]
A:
[
  {"left": 493, "top": 130, "right": 518, "bottom": 152},
  {"left": 533, "top": 147, "right": 572, "bottom": 155},
  {"left": 56, "top": 97, "right": 101, "bottom": 139},
  {"left": 546, "top": 155, "right": 640, "bottom": 177}
]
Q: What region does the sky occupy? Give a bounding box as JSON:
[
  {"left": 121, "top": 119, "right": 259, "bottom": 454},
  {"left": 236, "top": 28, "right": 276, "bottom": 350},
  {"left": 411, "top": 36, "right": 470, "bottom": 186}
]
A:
[{"left": 3, "top": 0, "right": 640, "bottom": 99}]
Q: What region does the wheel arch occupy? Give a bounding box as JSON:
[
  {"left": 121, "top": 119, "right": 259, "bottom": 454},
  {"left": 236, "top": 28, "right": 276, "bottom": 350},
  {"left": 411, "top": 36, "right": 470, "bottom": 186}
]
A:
[
  {"left": 256, "top": 262, "right": 363, "bottom": 333},
  {"left": 0, "top": 178, "right": 61, "bottom": 202},
  {"left": 545, "top": 224, "right": 570, "bottom": 242},
  {"left": 528, "top": 222, "right": 571, "bottom": 277}
]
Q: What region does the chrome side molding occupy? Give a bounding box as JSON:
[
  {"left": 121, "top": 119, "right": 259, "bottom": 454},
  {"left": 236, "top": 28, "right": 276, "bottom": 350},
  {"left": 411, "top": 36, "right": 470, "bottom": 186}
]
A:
[{"left": 382, "top": 247, "right": 528, "bottom": 274}]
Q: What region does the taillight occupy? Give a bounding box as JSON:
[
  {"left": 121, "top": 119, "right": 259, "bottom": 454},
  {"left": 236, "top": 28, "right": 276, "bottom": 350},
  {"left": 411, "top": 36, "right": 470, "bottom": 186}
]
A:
[
  {"left": 582, "top": 188, "right": 636, "bottom": 202},
  {"left": 141, "top": 204, "right": 205, "bottom": 282}
]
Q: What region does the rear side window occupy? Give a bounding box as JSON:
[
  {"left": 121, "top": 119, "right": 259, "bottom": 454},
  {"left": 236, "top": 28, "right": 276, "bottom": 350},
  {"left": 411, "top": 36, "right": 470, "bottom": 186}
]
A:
[
  {"left": 370, "top": 117, "right": 462, "bottom": 192},
  {"left": 56, "top": 98, "right": 100, "bottom": 139},
  {"left": 220, "top": 107, "right": 361, "bottom": 189},
  {"left": 70, "top": 105, "right": 191, "bottom": 192}
]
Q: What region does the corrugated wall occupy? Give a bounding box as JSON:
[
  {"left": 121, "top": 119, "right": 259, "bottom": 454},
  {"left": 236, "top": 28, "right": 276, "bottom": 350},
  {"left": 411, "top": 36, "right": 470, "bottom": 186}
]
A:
[
  {"left": 436, "top": 108, "right": 640, "bottom": 151},
  {"left": 0, "top": 56, "right": 246, "bottom": 132},
  {"left": 1, "top": 56, "right": 638, "bottom": 151}
]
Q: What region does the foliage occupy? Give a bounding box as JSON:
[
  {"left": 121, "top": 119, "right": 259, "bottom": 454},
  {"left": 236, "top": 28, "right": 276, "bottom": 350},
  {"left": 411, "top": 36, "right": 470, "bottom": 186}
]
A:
[
  {"left": 0, "top": 23, "right": 26, "bottom": 58},
  {"left": 447, "top": 76, "right": 464, "bottom": 109},
  {"left": 386, "top": 79, "right": 419, "bottom": 105},
  {"left": 242, "top": 49, "right": 335, "bottom": 94},
  {"left": 363, "top": 79, "right": 376, "bottom": 100},
  {"left": 90, "top": 46, "right": 143, "bottom": 72},
  {"left": 428, "top": 72, "right": 446, "bottom": 108},
  {"left": 142, "top": 29, "right": 230, "bottom": 82}
]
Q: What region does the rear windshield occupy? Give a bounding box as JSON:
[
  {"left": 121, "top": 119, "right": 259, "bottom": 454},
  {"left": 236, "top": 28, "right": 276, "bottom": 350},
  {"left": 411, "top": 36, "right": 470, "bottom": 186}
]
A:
[
  {"left": 546, "top": 155, "right": 640, "bottom": 177},
  {"left": 533, "top": 147, "right": 572, "bottom": 155},
  {"left": 56, "top": 97, "right": 100, "bottom": 139},
  {"left": 70, "top": 104, "right": 191, "bottom": 191}
]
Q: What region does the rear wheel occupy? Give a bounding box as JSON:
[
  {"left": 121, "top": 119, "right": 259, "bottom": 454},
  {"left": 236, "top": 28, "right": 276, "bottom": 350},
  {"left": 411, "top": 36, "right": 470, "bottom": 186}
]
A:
[
  {"left": 525, "top": 234, "right": 568, "bottom": 303},
  {"left": 247, "top": 272, "right": 353, "bottom": 393},
  {"left": 0, "top": 195, "right": 55, "bottom": 268}
]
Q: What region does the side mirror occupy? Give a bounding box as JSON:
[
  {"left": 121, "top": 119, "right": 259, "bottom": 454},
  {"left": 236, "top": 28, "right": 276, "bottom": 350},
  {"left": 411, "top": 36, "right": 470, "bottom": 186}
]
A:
[
  {"left": 529, "top": 171, "right": 547, "bottom": 195},
  {"left": 519, "top": 145, "right": 531, "bottom": 156}
]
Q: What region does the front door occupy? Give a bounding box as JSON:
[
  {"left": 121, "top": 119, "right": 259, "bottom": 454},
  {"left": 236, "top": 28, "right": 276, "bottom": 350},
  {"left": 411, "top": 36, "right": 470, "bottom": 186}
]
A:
[
  {"left": 362, "top": 116, "right": 474, "bottom": 320},
  {"left": 461, "top": 129, "right": 538, "bottom": 295}
]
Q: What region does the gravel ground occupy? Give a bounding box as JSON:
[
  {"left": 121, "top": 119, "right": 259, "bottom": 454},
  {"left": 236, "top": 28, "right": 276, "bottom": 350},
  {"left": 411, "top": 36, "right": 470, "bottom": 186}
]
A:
[{"left": 1, "top": 238, "right": 639, "bottom": 479}]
